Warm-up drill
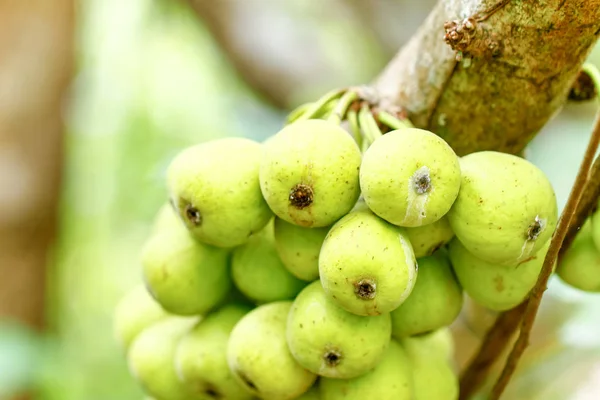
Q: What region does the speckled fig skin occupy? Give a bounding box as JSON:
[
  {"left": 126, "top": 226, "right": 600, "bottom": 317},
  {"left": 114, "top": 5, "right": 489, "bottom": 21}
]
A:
[
  {"left": 286, "top": 281, "right": 392, "bottom": 379},
  {"left": 227, "top": 302, "right": 317, "bottom": 400},
  {"left": 260, "top": 119, "right": 362, "bottom": 228},
  {"left": 274, "top": 217, "right": 330, "bottom": 281},
  {"left": 141, "top": 225, "right": 231, "bottom": 316},
  {"left": 232, "top": 219, "right": 306, "bottom": 304},
  {"left": 127, "top": 317, "right": 201, "bottom": 400},
  {"left": 404, "top": 216, "right": 455, "bottom": 258},
  {"left": 360, "top": 128, "right": 461, "bottom": 228},
  {"left": 447, "top": 151, "right": 558, "bottom": 266},
  {"left": 557, "top": 220, "right": 600, "bottom": 292},
  {"left": 319, "top": 340, "right": 412, "bottom": 400},
  {"left": 400, "top": 335, "right": 459, "bottom": 400},
  {"left": 113, "top": 284, "right": 169, "bottom": 351},
  {"left": 448, "top": 239, "right": 550, "bottom": 311},
  {"left": 319, "top": 208, "right": 418, "bottom": 316},
  {"left": 175, "top": 304, "right": 254, "bottom": 400},
  {"left": 390, "top": 253, "right": 463, "bottom": 338},
  {"left": 167, "top": 137, "right": 272, "bottom": 248}
]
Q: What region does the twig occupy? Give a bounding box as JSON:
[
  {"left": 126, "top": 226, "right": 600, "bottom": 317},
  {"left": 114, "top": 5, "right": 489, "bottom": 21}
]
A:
[
  {"left": 458, "top": 302, "right": 526, "bottom": 400},
  {"left": 489, "top": 108, "right": 600, "bottom": 399}
]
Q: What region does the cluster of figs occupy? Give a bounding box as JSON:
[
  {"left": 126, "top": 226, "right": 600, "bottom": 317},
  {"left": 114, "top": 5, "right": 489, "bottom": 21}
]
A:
[{"left": 112, "top": 88, "right": 577, "bottom": 400}]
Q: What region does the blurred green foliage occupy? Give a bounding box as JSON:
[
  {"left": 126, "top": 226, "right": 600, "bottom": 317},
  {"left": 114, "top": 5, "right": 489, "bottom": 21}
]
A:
[{"left": 1, "top": 0, "right": 600, "bottom": 399}]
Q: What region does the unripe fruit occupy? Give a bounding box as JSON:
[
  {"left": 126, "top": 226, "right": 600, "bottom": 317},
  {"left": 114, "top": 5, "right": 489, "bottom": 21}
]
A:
[
  {"left": 113, "top": 284, "right": 169, "bottom": 351},
  {"left": 151, "top": 202, "right": 185, "bottom": 235},
  {"left": 319, "top": 208, "right": 417, "bottom": 316},
  {"left": 319, "top": 340, "right": 412, "bottom": 400},
  {"left": 274, "top": 217, "right": 329, "bottom": 281},
  {"left": 231, "top": 220, "right": 306, "bottom": 303},
  {"left": 227, "top": 302, "right": 317, "bottom": 400},
  {"left": 448, "top": 239, "right": 550, "bottom": 311},
  {"left": 260, "top": 119, "right": 361, "bottom": 228},
  {"left": 141, "top": 226, "right": 231, "bottom": 315},
  {"left": 297, "top": 385, "right": 321, "bottom": 400},
  {"left": 390, "top": 253, "right": 463, "bottom": 338},
  {"left": 167, "top": 137, "right": 272, "bottom": 248},
  {"left": 287, "top": 281, "right": 392, "bottom": 379},
  {"left": 401, "top": 335, "right": 458, "bottom": 400},
  {"left": 360, "top": 128, "right": 461, "bottom": 227},
  {"left": 591, "top": 210, "right": 600, "bottom": 251},
  {"left": 447, "top": 151, "right": 558, "bottom": 266},
  {"left": 404, "top": 217, "right": 454, "bottom": 258},
  {"left": 557, "top": 220, "right": 600, "bottom": 292},
  {"left": 415, "top": 328, "right": 455, "bottom": 363},
  {"left": 127, "top": 317, "right": 201, "bottom": 400},
  {"left": 175, "top": 303, "right": 254, "bottom": 400}
]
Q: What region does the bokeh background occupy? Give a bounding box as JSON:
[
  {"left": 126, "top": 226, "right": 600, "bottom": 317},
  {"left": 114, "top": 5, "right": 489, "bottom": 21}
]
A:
[{"left": 1, "top": 1, "right": 600, "bottom": 399}]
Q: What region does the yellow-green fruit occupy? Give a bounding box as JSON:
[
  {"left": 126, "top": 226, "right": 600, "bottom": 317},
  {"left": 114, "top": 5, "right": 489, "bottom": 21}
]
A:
[
  {"left": 142, "top": 227, "right": 231, "bottom": 315},
  {"left": 175, "top": 303, "right": 254, "bottom": 400},
  {"left": 390, "top": 253, "right": 463, "bottom": 338},
  {"left": 360, "top": 128, "right": 461, "bottom": 227},
  {"left": 447, "top": 151, "right": 558, "bottom": 266},
  {"left": 591, "top": 211, "right": 600, "bottom": 251},
  {"left": 151, "top": 202, "right": 184, "bottom": 236},
  {"left": 401, "top": 335, "right": 458, "bottom": 400},
  {"left": 113, "top": 284, "right": 169, "bottom": 351},
  {"left": 448, "top": 239, "right": 550, "bottom": 311},
  {"left": 557, "top": 220, "right": 600, "bottom": 292},
  {"left": 231, "top": 220, "right": 306, "bottom": 303},
  {"left": 297, "top": 385, "right": 321, "bottom": 400},
  {"left": 319, "top": 208, "right": 417, "bottom": 316},
  {"left": 319, "top": 340, "right": 412, "bottom": 400},
  {"left": 286, "top": 281, "right": 392, "bottom": 379},
  {"left": 404, "top": 217, "right": 454, "bottom": 258},
  {"left": 274, "top": 217, "right": 329, "bottom": 281},
  {"left": 128, "top": 316, "right": 203, "bottom": 400},
  {"left": 167, "top": 138, "right": 272, "bottom": 248},
  {"left": 227, "top": 302, "right": 317, "bottom": 400},
  {"left": 417, "top": 328, "right": 455, "bottom": 363},
  {"left": 259, "top": 119, "right": 361, "bottom": 228}
]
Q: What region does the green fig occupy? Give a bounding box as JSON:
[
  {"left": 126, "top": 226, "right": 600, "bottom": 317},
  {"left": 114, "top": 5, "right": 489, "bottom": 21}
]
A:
[
  {"left": 390, "top": 253, "right": 463, "bottom": 338},
  {"left": 319, "top": 340, "right": 412, "bottom": 400},
  {"left": 591, "top": 210, "right": 600, "bottom": 251},
  {"left": 141, "top": 226, "right": 231, "bottom": 315},
  {"left": 287, "top": 281, "right": 392, "bottom": 379},
  {"left": 400, "top": 335, "right": 458, "bottom": 400},
  {"left": 297, "top": 385, "right": 321, "bottom": 400},
  {"left": 319, "top": 208, "right": 417, "bottom": 316},
  {"left": 415, "top": 328, "right": 455, "bottom": 363},
  {"left": 274, "top": 217, "right": 329, "bottom": 281},
  {"left": 113, "top": 284, "right": 169, "bottom": 351},
  {"left": 360, "top": 128, "right": 461, "bottom": 227},
  {"left": 128, "top": 316, "right": 202, "bottom": 400},
  {"left": 448, "top": 239, "right": 550, "bottom": 311},
  {"left": 404, "top": 217, "right": 454, "bottom": 258},
  {"left": 259, "top": 119, "right": 361, "bottom": 228},
  {"left": 557, "top": 220, "right": 600, "bottom": 292},
  {"left": 447, "top": 151, "right": 558, "bottom": 266},
  {"left": 175, "top": 303, "right": 254, "bottom": 400},
  {"left": 151, "top": 202, "right": 184, "bottom": 236},
  {"left": 231, "top": 220, "right": 306, "bottom": 303},
  {"left": 227, "top": 301, "right": 317, "bottom": 400},
  {"left": 167, "top": 137, "right": 272, "bottom": 248}
]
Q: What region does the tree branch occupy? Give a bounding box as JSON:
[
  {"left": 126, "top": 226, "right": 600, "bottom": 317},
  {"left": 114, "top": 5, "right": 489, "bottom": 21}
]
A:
[{"left": 374, "top": 0, "right": 600, "bottom": 155}]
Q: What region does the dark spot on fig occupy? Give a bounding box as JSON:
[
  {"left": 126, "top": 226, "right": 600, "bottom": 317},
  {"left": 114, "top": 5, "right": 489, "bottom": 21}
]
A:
[
  {"left": 526, "top": 216, "right": 545, "bottom": 241},
  {"left": 428, "top": 241, "right": 445, "bottom": 255},
  {"left": 412, "top": 169, "right": 432, "bottom": 194},
  {"left": 203, "top": 385, "right": 222, "bottom": 399},
  {"left": 184, "top": 203, "right": 202, "bottom": 226},
  {"left": 235, "top": 369, "right": 258, "bottom": 392},
  {"left": 412, "top": 330, "right": 434, "bottom": 337},
  {"left": 289, "top": 183, "right": 314, "bottom": 209},
  {"left": 324, "top": 349, "right": 342, "bottom": 367},
  {"left": 354, "top": 279, "right": 376, "bottom": 300}
]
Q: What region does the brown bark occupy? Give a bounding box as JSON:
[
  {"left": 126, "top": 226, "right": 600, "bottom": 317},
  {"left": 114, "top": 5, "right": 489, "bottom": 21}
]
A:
[
  {"left": 374, "top": 0, "right": 600, "bottom": 156},
  {"left": 0, "top": 0, "right": 74, "bottom": 334}
]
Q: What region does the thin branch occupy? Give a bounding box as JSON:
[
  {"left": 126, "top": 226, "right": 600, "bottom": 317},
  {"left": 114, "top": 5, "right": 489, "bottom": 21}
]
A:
[
  {"left": 458, "top": 302, "right": 526, "bottom": 400},
  {"left": 490, "top": 108, "right": 600, "bottom": 399}
]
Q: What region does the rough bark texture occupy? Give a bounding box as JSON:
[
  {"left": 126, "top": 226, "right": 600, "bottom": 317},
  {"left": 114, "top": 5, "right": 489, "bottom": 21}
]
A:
[
  {"left": 374, "top": 0, "right": 600, "bottom": 156},
  {"left": 0, "top": 0, "right": 74, "bottom": 333}
]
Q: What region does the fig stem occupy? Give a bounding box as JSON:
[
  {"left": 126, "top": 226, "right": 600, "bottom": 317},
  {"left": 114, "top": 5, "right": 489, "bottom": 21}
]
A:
[
  {"left": 347, "top": 109, "right": 363, "bottom": 149},
  {"left": 295, "top": 88, "right": 346, "bottom": 122},
  {"left": 358, "top": 103, "right": 383, "bottom": 148},
  {"left": 377, "top": 110, "right": 413, "bottom": 130},
  {"left": 286, "top": 102, "right": 312, "bottom": 125},
  {"left": 327, "top": 90, "right": 359, "bottom": 125}
]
